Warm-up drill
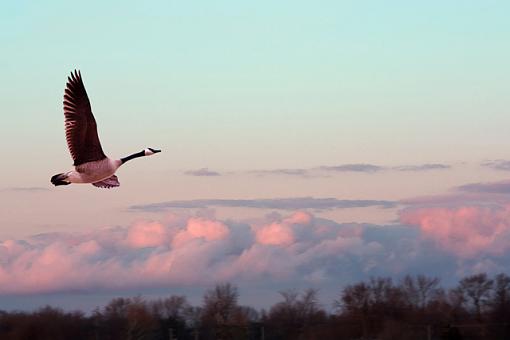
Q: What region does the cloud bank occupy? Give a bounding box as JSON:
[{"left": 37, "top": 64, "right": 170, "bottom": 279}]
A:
[
  {"left": 319, "top": 163, "right": 451, "bottom": 173},
  {"left": 393, "top": 164, "right": 450, "bottom": 171},
  {"left": 182, "top": 163, "right": 451, "bottom": 178},
  {"left": 129, "top": 197, "right": 395, "bottom": 212},
  {"left": 184, "top": 168, "right": 221, "bottom": 177},
  {"left": 320, "top": 164, "right": 383, "bottom": 173},
  {"left": 482, "top": 160, "right": 510, "bottom": 171},
  {"left": 400, "top": 205, "right": 510, "bottom": 258},
  {"left": 399, "top": 178, "right": 510, "bottom": 260},
  {"left": 456, "top": 180, "right": 510, "bottom": 194},
  {"left": 1, "top": 209, "right": 509, "bottom": 295},
  {"left": 249, "top": 169, "right": 311, "bottom": 177}
]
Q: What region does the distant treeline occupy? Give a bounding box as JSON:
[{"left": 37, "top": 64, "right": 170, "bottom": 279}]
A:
[{"left": 0, "top": 273, "right": 509, "bottom": 340}]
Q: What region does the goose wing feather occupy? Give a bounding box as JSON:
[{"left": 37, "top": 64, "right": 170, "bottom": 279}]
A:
[
  {"left": 92, "top": 175, "right": 120, "bottom": 189},
  {"left": 63, "top": 70, "right": 106, "bottom": 166}
]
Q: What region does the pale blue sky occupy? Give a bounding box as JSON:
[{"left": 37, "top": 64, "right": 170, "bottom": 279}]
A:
[{"left": 1, "top": 1, "right": 509, "bottom": 173}]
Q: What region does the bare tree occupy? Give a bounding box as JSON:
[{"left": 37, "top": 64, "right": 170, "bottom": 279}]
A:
[
  {"left": 401, "top": 275, "right": 419, "bottom": 308},
  {"left": 150, "top": 295, "right": 190, "bottom": 320},
  {"left": 202, "top": 283, "right": 239, "bottom": 324},
  {"left": 104, "top": 297, "right": 132, "bottom": 318},
  {"left": 401, "top": 275, "right": 440, "bottom": 309},
  {"left": 202, "top": 283, "right": 246, "bottom": 340},
  {"left": 458, "top": 273, "right": 494, "bottom": 321},
  {"left": 336, "top": 282, "right": 371, "bottom": 337},
  {"left": 126, "top": 300, "right": 158, "bottom": 340},
  {"left": 271, "top": 288, "right": 320, "bottom": 321},
  {"left": 417, "top": 275, "right": 440, "bottom": 308},
  {"left": 490, "top": 273, "right": 510, "bottom": 322},
  {"left": 369, "top": 277, "right": 407, "bottom": 319},
  {"left": 268, "top": 288, "right": 326, "bottom": 340},
  {"left": 336, "top": 282, "right": 370, "bottom": 315}
]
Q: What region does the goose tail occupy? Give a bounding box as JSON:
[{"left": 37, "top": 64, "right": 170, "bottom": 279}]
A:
[{"left": 51, "top": 173, "right": 70, "bottom": 186}]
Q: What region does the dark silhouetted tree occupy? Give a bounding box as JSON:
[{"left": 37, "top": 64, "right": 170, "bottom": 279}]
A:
[
  {"left": 458, "top": 273, "right": 494, "bottom": 321},
  {"left": 201, "top": 283, "right": 247, "bottom": 340},
  {"left": 402, "top": 274, "right": 441, "bottom": 309},
  {"left": 268, "top": 288, "right": 327, "bottom": 339},
  {"left": 490, "top": 273, "right": 510, "bottom": 322}
]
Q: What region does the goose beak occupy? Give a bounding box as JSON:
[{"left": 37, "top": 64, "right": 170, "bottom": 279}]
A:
[{"left": 153, "top": 149, "right": 161, "bottom": 153}]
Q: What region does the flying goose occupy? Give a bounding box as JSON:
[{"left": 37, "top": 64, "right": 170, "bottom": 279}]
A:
[{"left": 51, "top": 70, "right": 161, "bottom": 189}]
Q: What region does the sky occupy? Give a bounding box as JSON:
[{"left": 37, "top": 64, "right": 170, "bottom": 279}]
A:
[{"left": 0, "top": 1, "right": 510, "bottom": 312}]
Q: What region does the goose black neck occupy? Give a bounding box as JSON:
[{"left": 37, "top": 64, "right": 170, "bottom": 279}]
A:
[{"left": 120, "top": 150, "right": 145, "bottom": 164}]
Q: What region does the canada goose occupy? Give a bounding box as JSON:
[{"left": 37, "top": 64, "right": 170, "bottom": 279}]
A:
[{"left": 51, "top": 70, "right": 161, "bottom": 189}]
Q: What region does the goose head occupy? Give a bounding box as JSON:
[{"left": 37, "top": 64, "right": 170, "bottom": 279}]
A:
[{"left": 144, "top": 148, "right": 161, "bottom": 156}]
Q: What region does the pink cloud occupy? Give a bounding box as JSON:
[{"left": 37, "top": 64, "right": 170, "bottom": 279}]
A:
[
  {"left": 400, "top": 205, "right": 510, "bottom": 258},
  {"left": 254, "top": 211, "right": 314, "bottom": 246},
  {"left": 1, "top": 209, "right": 508, "bottom": 295},
  {"left": 172, "top": 217, "right": 229, "bottom": 246},
  {"left": 127, "top": 221, "right": 169, "bottom": 248},
  {"left": 284, "top": 211, "right": 313, "bottom": 225},
  {"left": 76, "top": 240, "right": 101, "bottom": 255},
  {"left": 256, "top": 222, "right": 295, "bottom": 246},
  {"left": 187, "top": 218, "right": 229, "bottom": 240},
  {"left": 0, "top": 212, "right": 391, "bottom": 294}
]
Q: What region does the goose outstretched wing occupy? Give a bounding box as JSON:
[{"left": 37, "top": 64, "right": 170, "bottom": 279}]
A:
[{"left": 63, "top": 70, "right": 106, "bottom": 166}]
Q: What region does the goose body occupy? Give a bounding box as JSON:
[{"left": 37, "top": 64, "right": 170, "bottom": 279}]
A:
[
  {"left": 62, "top": 158, "right": 121, "bottom": 184},
  {"left": 51, "top": 70, "right": 160, "bottom": 189}
]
